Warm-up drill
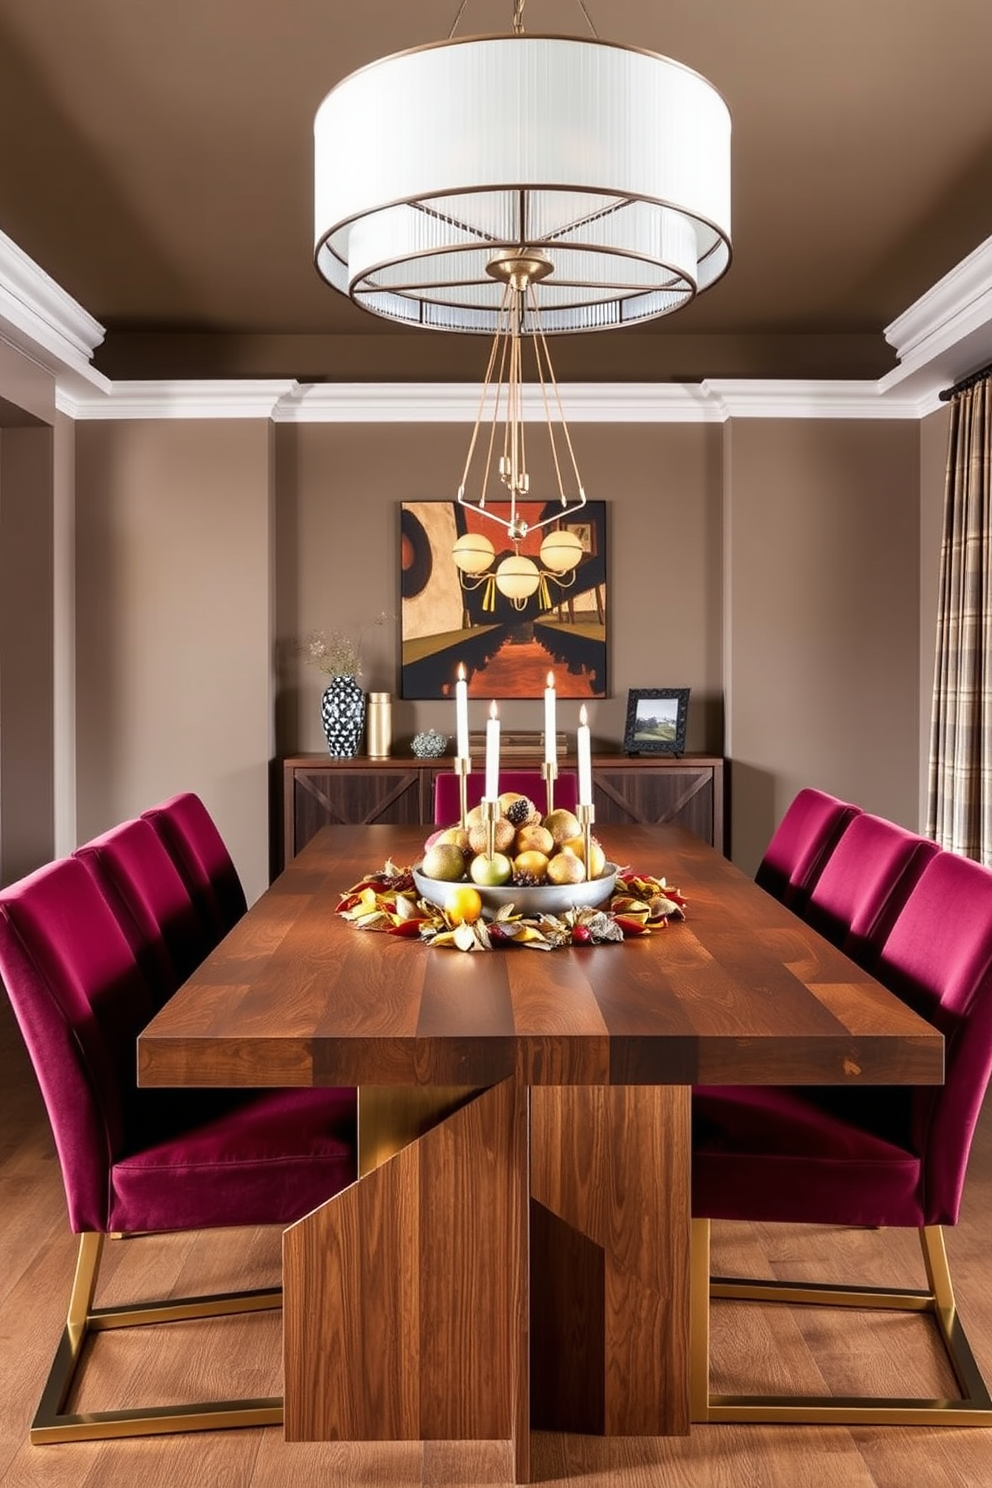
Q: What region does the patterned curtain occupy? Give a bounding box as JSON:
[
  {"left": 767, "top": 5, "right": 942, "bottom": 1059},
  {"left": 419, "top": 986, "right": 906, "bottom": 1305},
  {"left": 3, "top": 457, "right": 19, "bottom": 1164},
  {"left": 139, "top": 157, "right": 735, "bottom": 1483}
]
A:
[{"left": 927, "top": 374, "right": 991, "bottom": 866}]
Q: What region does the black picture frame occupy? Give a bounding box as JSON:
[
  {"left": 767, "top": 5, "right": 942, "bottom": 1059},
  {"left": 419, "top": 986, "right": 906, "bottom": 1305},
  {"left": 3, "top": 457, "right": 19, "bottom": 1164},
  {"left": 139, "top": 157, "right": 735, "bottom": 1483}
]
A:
[{"left": 623, "top": 688, "right": 690, "bottom": 757}]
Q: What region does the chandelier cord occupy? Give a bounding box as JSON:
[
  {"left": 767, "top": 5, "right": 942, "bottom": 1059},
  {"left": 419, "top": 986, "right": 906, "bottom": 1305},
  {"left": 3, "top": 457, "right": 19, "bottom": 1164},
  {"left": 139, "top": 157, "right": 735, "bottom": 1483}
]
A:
[
  {"left": 449, "top": 0, "right": 599, "bottom": 39},
  {"left": 446, "top": 1, "right": 469, "bottom": 38}
]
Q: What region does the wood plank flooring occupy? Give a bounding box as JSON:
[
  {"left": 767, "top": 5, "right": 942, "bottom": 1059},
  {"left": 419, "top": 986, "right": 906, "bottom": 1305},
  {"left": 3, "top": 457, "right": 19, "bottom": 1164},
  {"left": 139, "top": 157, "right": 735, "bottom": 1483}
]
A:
[{"left": 2, "top": 993, "right": 989, "bottom": 1487}]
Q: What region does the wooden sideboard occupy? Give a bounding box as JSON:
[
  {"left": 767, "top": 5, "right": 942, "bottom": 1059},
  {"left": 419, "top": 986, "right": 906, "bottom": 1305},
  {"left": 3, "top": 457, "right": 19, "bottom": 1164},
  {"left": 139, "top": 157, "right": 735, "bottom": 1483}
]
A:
[{"left": 281, "top": 753, "right": 724, "bottom": 867}]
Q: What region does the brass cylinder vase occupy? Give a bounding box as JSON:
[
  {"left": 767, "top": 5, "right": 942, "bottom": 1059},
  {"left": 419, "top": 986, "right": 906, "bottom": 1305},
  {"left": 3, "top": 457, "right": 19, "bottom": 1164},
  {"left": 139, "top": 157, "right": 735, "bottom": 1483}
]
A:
[{"left": 366, "top": 693, "right": 392, "bottom": 759}]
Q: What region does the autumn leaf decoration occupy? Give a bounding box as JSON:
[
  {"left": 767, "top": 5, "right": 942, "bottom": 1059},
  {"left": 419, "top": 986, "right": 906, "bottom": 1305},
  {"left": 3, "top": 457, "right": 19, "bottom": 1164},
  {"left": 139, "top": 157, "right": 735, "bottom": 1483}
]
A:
[{"left": 336, "top": 864, "right": 686, "bottom": 953}]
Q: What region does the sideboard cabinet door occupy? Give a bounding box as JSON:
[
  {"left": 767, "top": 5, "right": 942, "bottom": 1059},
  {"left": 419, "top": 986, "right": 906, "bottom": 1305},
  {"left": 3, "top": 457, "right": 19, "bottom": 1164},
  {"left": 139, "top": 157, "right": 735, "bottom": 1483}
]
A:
[
  {"left": 592, "top": 758, "right": 724, "bottom": 852},
  {"left": 286, "top": 764, "right": 426, "bottom": 864}
]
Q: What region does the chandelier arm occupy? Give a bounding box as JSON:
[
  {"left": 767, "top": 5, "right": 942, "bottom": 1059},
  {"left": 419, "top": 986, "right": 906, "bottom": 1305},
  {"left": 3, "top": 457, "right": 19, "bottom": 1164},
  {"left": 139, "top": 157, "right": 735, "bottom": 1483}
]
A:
[
  {"left": 458, "top": 325, "right": 504, "bottom": 499},
  {"left": 575, "top": 1, "right": 599, "bottom": 38},
  {"left": 511, "top": 292, "right": 527, "bottom": 505},
  {"left": 485, "top": 297, "right": 514, "bottom": 508},
  {"left": 530, "top": 291, "right": 568, "bottom": 506},
  {"left": 513, "top": 1, "right": 527, "bottom": 37},
  {"left": 447, "top": 0, "right": 471, "bottom": 39},
  {"left": 539, "top": 319, "right": 587, "bottom": 504},
  {"left": 411, "top": 198, "right": 501, "bottom": 248},
  {"left": 457, "top": 570, "right": 493, "bottom": 593}
]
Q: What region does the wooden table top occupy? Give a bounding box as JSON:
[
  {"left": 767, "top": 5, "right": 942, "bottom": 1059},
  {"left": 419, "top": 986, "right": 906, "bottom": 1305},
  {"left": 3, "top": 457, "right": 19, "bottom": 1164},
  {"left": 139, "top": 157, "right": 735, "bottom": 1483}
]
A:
[{"left": 138, "top": 823, "right": 944, "bottom": 1092}]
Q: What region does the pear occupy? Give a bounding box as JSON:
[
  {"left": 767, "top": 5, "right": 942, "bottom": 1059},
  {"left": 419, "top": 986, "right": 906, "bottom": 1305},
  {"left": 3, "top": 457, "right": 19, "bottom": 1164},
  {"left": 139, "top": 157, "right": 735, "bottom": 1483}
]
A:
[
  {"left": 546, "top": 850, "right": 586, "bottom": 885},
  {"left": 561, "top": 833, "right": 607, "bottom": 879},
  {"left": 435, "top": 825, "right": 470, "bottom": 854},
  {"left": 421, "top": 842, "right": 468, "bottom": 882},
  {"left": 543, "top": 808, "right": 581, "bottom": 846}
]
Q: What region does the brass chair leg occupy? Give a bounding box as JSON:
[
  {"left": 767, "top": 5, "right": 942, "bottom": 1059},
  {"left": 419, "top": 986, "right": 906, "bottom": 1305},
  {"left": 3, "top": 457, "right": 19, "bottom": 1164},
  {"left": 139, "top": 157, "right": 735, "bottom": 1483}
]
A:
[
  {"left": 31, "top": 1232, "right": 284, "bottom": 1444},
  {"left": 689, "top": 1218, "right": 712, "bottom": 1421},
  {"left": 693, "top": 1222, "right": 992, "bottom": 1426}
]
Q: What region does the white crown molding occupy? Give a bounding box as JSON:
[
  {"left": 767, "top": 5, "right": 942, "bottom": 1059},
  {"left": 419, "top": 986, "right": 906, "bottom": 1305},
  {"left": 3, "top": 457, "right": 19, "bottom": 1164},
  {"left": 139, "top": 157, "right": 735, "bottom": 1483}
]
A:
[
  {"left": 880, "top": 234, "right": 992, "bottom": 407},
  {"left": 885, "top": 234, "right": 992, "bottom": 363},
  {"left": 67, "top": 379, "right": 300, "bottom": 420},
  {"left": 0, "top": 228, "right": 110, "bottom": 401},
  {"left": 270, "top": 381, "right": 721, "bottom": 422},
  {"left": 64, "top": 377, "right": 933, "bottom": 423},
  {"left": 701, "top": 379, "right": 930, "bottom": 419}
]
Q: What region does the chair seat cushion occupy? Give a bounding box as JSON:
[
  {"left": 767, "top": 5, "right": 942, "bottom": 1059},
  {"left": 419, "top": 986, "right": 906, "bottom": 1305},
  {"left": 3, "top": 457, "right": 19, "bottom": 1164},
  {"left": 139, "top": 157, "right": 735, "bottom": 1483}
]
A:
[
  {"left": 110, "top": 1087, "right": 357, "bottom": 1234},
  {"left": 692, "top": 1084, "right": 923, "bottom": 1228}
]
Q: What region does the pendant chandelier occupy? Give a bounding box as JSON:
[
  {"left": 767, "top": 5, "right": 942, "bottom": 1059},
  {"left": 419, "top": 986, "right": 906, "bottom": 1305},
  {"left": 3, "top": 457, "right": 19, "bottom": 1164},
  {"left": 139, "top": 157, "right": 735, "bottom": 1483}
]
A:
[{"left": 313, "top": 0, "right": 731, "bottom": 566}]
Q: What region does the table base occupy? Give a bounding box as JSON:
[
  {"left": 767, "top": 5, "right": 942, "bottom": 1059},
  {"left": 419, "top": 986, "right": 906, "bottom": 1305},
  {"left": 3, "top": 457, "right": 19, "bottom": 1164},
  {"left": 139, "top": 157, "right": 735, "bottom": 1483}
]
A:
[{"left": 283, "top": 1080, "right": 691, "bottom": 1484}]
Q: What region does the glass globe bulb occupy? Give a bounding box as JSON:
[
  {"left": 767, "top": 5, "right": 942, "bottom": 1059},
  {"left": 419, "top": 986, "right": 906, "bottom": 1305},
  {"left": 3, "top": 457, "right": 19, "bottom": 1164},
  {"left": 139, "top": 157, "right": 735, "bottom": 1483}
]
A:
[
  {"left": 539, "top": 528, "right": 584, "bottom": 575},
  {"left": 495, "top": 554, "right": 541, "bottom": 600},
  {"left": 452, "top": 531, "right": 496, "bottom": 575}
]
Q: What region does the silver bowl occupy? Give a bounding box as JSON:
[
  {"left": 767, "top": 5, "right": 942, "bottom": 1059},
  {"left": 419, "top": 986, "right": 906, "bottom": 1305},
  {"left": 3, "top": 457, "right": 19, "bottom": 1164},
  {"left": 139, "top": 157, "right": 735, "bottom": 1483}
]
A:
[{"left": 412, "top": 862, "right": 618, "bottom": 918}]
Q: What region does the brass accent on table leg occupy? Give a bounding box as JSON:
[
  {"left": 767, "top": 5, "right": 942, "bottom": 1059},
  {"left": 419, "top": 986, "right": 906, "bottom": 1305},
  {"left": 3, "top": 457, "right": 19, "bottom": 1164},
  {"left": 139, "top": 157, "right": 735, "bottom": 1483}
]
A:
[
  {"left": 30, "top": 1231, "right": 283, "bottom": 1444},
  {"left": 358, "top": 1085, "right": 480, "bottom": 1176},
  {"left": 692, "top": 1222, "right": 992, "bottom": 1425}
]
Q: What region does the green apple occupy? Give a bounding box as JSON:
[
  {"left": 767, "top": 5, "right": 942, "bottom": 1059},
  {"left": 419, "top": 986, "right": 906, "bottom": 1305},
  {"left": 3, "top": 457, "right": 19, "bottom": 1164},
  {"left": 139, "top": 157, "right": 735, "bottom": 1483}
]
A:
[{"left": 469, "top": 851, "right": 513, "bottom": 887}]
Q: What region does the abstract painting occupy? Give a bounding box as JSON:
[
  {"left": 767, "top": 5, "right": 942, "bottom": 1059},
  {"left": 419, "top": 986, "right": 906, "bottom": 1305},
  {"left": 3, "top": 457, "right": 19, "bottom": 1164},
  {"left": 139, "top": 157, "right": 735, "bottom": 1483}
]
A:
[{"left": 400, "top": 500, "right": 607, "bottom": 700}]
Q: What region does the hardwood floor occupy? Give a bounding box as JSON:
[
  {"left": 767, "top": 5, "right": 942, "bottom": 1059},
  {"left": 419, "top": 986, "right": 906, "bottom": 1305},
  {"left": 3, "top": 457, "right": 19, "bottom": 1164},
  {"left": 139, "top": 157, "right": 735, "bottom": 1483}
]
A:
[{"left": 2, "top": 993, "right": 989, "bottom": 1487}]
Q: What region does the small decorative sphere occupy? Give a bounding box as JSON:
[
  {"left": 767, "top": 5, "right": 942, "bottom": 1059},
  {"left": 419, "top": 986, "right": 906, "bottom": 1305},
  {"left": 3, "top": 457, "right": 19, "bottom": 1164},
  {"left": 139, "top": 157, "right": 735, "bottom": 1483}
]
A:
[{"left": 412, "top": 729, "right": 449, "bottom": 759}]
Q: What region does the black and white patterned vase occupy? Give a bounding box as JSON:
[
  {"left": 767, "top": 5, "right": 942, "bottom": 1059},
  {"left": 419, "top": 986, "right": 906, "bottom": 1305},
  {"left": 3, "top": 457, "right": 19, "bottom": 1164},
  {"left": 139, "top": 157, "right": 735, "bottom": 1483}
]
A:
[{"left": 320, "top": 675, "right": 366, "bottom": 758}]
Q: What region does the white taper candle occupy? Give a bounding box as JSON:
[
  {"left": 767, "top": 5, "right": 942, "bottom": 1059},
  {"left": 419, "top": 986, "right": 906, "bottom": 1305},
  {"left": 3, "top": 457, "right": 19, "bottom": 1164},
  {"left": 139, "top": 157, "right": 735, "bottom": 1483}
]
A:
[
  {"left": 544, "top": 672, "right": 556, "bottom": 765},
  {"left": 455, "top": 663, "right": 469, "bottom": 760},
  {"left": 577, "top": 705, "right": 592, "bottom": 806},
  {"left": 485, "top": 700, "right": 500, "bottom": 800}
]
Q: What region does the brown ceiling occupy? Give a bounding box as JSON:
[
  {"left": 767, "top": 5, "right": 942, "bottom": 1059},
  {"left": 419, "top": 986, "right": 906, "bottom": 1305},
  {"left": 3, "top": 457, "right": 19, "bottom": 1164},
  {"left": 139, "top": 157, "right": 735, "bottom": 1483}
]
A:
[{"left": 1, "top": 0, "right": 990, "bottom": 383}]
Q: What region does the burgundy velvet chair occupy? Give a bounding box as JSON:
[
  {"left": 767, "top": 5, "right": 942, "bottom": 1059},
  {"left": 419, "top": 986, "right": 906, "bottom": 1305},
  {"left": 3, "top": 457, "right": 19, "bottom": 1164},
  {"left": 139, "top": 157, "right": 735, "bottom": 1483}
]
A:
[
  {"left": 74, "top": 816, "right": 213, "bottom": 1007},
  {"left": 754, "top": 787, "right": 862, "bottom": 910},
  {"left": 691, "top": 848, "right": 992, "bottom": 1424},
  {"left": 802, "top": 812, "right": 941, "bottom": 969},
  {"left": 0, "top": 855, "right": 357, "bottom": 1443},
  {"left": 433, "top": 768, "right": 580, "bottom": 824},
  {"left": 141, "top": 792, "right": 247, "bottom": 940}
]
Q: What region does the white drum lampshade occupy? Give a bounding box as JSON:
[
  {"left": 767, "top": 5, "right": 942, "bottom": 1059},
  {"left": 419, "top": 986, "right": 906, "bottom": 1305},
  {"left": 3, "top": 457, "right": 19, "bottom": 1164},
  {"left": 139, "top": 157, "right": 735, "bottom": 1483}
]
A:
[{"left": 314, "top": 35, "right": 732, "bottom": 334}]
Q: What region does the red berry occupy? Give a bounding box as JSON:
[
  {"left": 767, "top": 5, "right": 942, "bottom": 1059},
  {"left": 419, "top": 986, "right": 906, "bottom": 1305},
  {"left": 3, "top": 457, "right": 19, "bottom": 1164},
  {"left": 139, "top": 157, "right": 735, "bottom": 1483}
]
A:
[{"left": 571, "top": 924, "right": 592, "bottom": 944}]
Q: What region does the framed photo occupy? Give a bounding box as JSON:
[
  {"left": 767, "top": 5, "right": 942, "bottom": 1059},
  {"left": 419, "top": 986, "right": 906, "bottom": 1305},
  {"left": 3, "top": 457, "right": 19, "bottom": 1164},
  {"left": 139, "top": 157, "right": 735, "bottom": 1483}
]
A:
[{"left": 623, "top": 688, "right": 690, "bottom": 756}]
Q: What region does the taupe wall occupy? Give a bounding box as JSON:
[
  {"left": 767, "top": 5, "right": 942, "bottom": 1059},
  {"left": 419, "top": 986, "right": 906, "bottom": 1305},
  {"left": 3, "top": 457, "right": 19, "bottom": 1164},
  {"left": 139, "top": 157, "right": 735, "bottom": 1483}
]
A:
[
  {"left": 0, "top": 423, "right": 55, "bottom": 882},
  {"left": 74, "top": 419, "right": 274, "bottom": 904},
  {"left": 274, "top": 421, "right": 725, "bottom": 759},
  {"left": 724, "top": 419, "right": 922, "bottom": 874},
  {"left": 0, "top": 401, "right": 942, "bottom": 898}
]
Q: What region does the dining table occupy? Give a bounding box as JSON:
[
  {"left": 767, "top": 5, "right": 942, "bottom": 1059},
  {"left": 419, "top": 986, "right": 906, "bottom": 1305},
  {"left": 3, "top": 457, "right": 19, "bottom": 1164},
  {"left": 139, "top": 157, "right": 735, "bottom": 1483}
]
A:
[{"left": 137, "top": 821, "right": 944, "bottom": 1484}]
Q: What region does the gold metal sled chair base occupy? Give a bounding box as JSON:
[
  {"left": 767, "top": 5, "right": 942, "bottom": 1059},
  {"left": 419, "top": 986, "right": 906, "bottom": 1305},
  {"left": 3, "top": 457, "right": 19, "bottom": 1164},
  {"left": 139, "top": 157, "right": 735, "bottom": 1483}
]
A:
[
  {"left": 690, "top": 1219, "right": 992, "bottom": 1426},
  {"left": 31, "top": 1232, "right": 284, "bottom": 1444}
]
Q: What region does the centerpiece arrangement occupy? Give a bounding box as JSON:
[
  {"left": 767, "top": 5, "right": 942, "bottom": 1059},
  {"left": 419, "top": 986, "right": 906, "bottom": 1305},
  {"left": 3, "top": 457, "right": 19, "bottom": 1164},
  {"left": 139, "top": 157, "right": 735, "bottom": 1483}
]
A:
[{"left": 336, "top": 670, "right": 687, "bottom": 952}]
